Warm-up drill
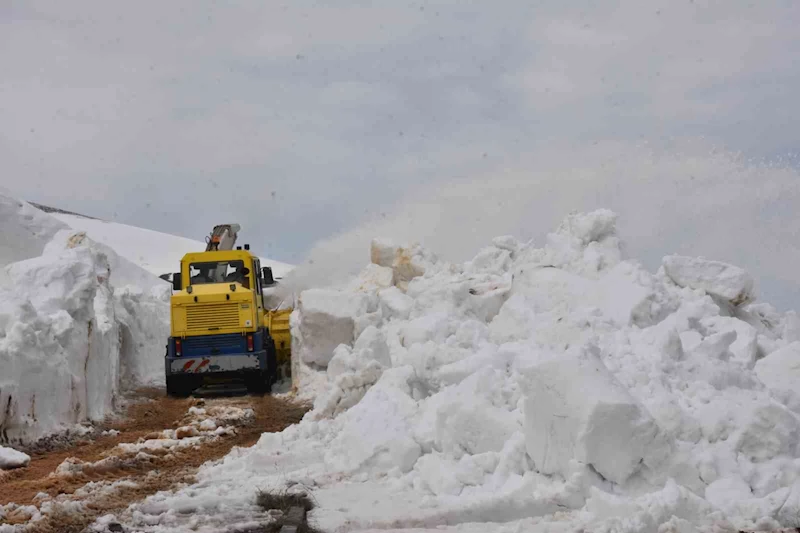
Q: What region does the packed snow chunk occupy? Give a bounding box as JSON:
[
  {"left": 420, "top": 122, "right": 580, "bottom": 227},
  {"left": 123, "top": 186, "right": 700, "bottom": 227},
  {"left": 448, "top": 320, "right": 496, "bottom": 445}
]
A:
[
  {"left": 346, "top": 263, "right": 394, "bottom": 292},
  {"left": 369, "top": 238, "right": 437, "bottom": 291},
  {"left": 378, "top": 286, "right": 413, "bottom": 321},
  {"left": 395, "top": 244, "right": 439, "bottom": 292},
  {"left": 705, "top": 476, "right": 752, "bottom": 511},
  {"left": 593, "top": 262, "right": 658, "bottom": 327},
  {"left": 328, "top": 326, "right": 390, "bottom": 379},
  {"left": 689, "top": 330, "right": 737, "bottom": 361},
  {"left": 0, "top": 446, "right": 30, "bottom": 469},
  {"left": 783, "top": 311, "right": 800, "bottom": 343},
  {"left": 755, "top": 342, "right": 800, "bottom": 409},
  {"left": 294, "top": 288, "right": 373, "bottom": 367},
  {"left": 734, "top": 402, "right": 800, "bottom": 462},
  {"left": 434, "top": 390, "right": 519, "bottom": 459},
  {"left": 464, "top": 245, "right": 512, "bottom": 274},
  {"left": 522, "top": 348, "right": 669, "bottom": 484},
  {"left": 557, "top": 209, "right": 618, "bottom": 245},
  {"left": 324, "top": 367, "right": 421, "bottom": 474},
  {"left": 663, "top": 255, "right": 755, "bottom": 306},
  {"left": 198, "top": 419, "right": 218, "bottom": 431},
  {"left": 776, "top": 480, "right": 800, "bottom": 527},
  {"left": 370, "top": 238, "right": 399, "bottom": 268},
  {"left": 541, "top": 209, "right": 623, "bottom": 276}
]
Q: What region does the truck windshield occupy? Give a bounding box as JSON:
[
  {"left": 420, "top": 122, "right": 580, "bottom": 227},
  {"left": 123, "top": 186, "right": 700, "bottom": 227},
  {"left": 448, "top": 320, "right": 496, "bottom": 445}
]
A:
[{"left": 189, "top": 260, "right": 250, "bottom": 288}]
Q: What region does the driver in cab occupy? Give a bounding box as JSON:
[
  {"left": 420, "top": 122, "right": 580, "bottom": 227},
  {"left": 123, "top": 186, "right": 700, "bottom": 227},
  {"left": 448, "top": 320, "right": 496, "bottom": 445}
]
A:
[{"left": 225, "top": 264, "right": 250, "bottom": 288}]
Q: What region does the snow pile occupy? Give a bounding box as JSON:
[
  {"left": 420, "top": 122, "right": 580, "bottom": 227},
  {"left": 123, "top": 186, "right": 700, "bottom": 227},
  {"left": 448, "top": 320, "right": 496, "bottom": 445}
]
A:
[
  {"left": 107, "top": 209, "right": 800, "bottom": 532},
  {"left": 0, "top": 193, "right": 170, "bottom": 444},
  {"left": 0, "top": 446, "right": 30, "bottom": 470},
  {"left": 52, "top": 212, "right": 295, "bottom": 279}
]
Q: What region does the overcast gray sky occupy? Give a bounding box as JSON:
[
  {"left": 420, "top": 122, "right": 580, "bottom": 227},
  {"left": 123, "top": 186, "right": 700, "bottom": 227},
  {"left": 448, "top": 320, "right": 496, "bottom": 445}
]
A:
[{"left": 3, "top": 1, "right": 800, "bottom": 310}]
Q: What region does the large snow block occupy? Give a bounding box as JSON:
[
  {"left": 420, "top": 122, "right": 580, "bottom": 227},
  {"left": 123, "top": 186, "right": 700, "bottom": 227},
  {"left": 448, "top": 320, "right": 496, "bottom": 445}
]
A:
[
  {"left": 295, "top": 288, "right": 371, "bottom": 367},
  {"left": 755, "top": 341, "right": 800, "bottom": 407},
  {"left": 523, "top": 351, "right": 668, "bottom": 484},
  {"left": 663, "top": 255, "right": 755, "bottom": 305}
]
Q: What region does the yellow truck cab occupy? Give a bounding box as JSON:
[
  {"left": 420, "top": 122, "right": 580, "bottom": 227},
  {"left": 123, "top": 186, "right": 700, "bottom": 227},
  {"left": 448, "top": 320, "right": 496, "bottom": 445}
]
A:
[{"left": 165, "top": 246, "right": 279, "bottom": 396}]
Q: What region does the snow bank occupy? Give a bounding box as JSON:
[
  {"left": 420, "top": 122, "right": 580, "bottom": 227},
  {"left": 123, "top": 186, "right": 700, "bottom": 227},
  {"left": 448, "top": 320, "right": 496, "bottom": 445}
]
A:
[
  {"left": 52, "top": 212, "right": 294, "bottom": 279},
  {"left": 0, "top": 193, "right": 171, "bottom": 444},
  {"left": 106, "top": 209, "right": 800, "bottom": 533},
  {"left": 0, "top": 446, "right": 30, "bottom": 469}
]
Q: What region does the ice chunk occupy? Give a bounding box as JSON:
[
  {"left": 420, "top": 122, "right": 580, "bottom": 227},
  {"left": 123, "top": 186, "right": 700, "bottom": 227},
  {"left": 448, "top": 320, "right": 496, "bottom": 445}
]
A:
[
  {"left": 522, "top": 349, "right": 669, "bottom": 484},
  {"left": 0, "top": 445, "right": 30, "bottom": 469},
  {"left": 663, "top": 255, "right": 755, "bottom": 305}
]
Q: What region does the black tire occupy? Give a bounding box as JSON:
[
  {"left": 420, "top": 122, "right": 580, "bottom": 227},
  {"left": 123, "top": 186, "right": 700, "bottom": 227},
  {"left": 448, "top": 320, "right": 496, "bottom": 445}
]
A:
[
  {"left": 266, "top": 340, "right": 278, "bottom": 386},
  {"left": 245, "top": 370, "right": 271, "bottom": 395},
  {"left": 166, "top": 375, "right": 192, "bottom": 397}
]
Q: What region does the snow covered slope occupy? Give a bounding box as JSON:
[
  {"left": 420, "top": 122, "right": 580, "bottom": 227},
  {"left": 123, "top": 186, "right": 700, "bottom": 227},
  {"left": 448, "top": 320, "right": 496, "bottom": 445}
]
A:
[
  {"left": 51, "top": 213, "right": 294, "bottom": 279},
  {"left": 115, "top": 209, "right": 800, "bottom": 533},
  {"left": 0, "top": 193, "right": 171, "bottom": 443}
]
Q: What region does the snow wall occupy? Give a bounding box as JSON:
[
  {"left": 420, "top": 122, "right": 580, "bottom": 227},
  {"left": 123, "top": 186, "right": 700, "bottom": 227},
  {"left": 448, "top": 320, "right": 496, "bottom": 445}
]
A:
[
  {"left": 0, "top": 192, "right": 170, "bottom": 444},
  {"left": 123, "top": 208, "right": 800, "bottom": 533}
]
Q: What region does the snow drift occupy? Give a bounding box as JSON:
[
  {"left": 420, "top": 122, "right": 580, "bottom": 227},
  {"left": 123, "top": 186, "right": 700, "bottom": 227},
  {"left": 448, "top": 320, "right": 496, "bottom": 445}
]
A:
[
  {"left": 0, "top": 192, "right": 170, "bottom": 444},
  {"left": 113, "top": 208, "right": 800, "bottom": 532},
  {"left": 50, "top": 212, "right": 295, "bottom": 279}
]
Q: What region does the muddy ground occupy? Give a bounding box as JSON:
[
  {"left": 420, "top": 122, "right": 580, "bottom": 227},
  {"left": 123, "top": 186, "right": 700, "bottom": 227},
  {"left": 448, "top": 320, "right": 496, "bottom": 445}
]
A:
[{"left": 0, "top": 387, "right": 307, "bottom": 533}]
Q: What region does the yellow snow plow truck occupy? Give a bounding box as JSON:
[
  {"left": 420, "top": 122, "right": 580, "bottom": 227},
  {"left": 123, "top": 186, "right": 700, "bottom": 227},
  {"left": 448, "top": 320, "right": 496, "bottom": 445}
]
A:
[{"left": 164, "top": 224, "right": 291, "bottom": 396}]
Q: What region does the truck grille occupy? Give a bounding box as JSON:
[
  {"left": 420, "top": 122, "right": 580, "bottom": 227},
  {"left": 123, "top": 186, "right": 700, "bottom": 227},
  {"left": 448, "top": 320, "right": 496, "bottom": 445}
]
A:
[
  {"left": 186, "top": 303, "right": 240, "bottom": 332},
  {"left": 182, "top": 334, "right": 245, "bottom": 356}
]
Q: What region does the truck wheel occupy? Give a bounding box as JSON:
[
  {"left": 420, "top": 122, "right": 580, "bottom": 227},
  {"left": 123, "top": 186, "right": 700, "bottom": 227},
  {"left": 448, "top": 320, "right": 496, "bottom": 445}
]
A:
[
  {"left": 245, "top": 370, "right": 271, "bottom": 395},
  {"left": 264, "top": 335, "right": 279, "bottom": 386},
  {"left": 166, "top": 375, "right": 191, "bottom": 397},
  {"left": 267, "top": 350, "right": 278, "bottom": 386}
]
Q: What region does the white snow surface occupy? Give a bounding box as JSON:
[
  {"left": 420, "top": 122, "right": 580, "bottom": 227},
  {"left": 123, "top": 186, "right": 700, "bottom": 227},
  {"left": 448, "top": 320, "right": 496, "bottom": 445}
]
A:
[
  {"left": 0, "top": 193, "right": 171, "bottom": 443},
  {"left": 52, "top": 213, "right": 294, "bottom": 279},
  {"left": 104, "top": 209, "right": 800, "bottom": 532},
  {"left": 0, "top": 446, "right": 30, "bottom": 469}
]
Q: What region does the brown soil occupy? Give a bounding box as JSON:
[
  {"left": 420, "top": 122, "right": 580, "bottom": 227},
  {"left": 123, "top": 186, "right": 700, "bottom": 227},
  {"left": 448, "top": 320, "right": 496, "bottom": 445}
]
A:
[{"left": 0, "top": 387, "right": 307, "bottom": 533}]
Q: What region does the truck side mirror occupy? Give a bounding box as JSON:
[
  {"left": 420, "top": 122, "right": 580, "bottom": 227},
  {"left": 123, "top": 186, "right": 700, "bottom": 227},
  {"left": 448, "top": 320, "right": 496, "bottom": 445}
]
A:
[
  {"left": 172, "top": 272, "right": 182, "bottom": 291},
  {"left": 262, "top": 266, "right": 275, "bottom": 286}
]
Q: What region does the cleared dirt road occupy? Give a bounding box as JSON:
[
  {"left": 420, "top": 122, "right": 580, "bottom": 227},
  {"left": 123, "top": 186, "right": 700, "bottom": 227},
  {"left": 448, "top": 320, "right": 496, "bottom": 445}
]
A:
[{"left": 0, "top": 387, "right": 307, "bottom": 533}]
